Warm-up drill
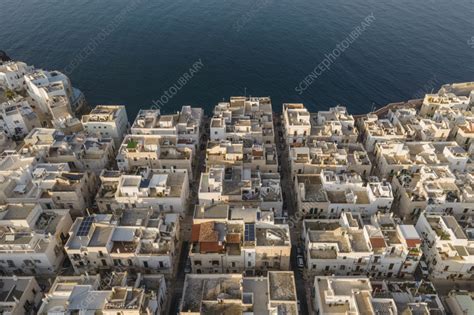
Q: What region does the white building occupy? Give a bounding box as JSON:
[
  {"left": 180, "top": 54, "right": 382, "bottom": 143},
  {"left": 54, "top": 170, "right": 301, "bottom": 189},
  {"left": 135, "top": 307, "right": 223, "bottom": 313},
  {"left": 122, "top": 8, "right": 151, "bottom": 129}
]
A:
[
  {"left": 65, "top": 210, "right": 179, "bottom": 274},
  {"left": 303, "top": 212, "right": 421, "bottom": 278},
  {"left": 0, "top": 276, "right": 43, "bottom": 315},
  {"left": 131, "top": 106, "right": 203, "bottom": 144},
  {"left": 24, "top": 70, "right": 73, "bottom": 114},
  {"left": 445, "top": 290, "right": 474, "bottom": 315},
  {"left": 295, "top": 171, "right": 393, "bottom": 219},
  {"left": 283, "top": 103, "right": 311, "bottom": 145},
  {"left": 82, "top": 105, "right": 129, "bottom": 146},
  {"left": 415, "top": 213, "right": 474, "bottom": 279},
  {"left": 0, "top": 203, "right": 72, "bottom": 275},
  {"left": 0, "top": 61, "right": 34, "bottom": 91},
  {"left": 0, "top": 99, "right": 40, "bottom": 139}
]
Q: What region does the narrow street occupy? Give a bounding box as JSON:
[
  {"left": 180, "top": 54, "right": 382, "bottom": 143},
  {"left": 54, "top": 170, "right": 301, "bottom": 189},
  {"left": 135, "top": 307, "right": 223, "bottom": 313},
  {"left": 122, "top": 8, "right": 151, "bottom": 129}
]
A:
[
  {"left": 274, "top": 113, "right": 311, "bottom": 315},
  {"left": 164, "top": 116, "right": 209, "bottom": 315}
]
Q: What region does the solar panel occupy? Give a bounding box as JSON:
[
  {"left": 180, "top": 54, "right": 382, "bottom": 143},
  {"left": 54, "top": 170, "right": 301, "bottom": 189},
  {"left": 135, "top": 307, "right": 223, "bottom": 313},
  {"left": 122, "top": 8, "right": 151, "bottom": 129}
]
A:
[
  {"left": 77, "top": 216, "right": 94, "bottom": 236},
  {"left": 244, "top": 223, "right": 255, "bottom": 242}
]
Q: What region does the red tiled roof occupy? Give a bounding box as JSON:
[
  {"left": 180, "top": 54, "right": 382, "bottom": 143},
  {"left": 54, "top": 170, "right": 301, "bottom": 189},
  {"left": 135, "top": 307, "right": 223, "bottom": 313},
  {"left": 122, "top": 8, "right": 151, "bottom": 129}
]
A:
[
  {"left": 200, "top": 242, "right": 224, "bottom": 253},
  {"left": 226, "top": 233, "right": 241, "bottom": 244},
  {"left": 199, "top": 221, "right": 218, "bottom": 242},
  {"left": 370, "top": 237, "right": 386, "bottom": 249},
  {"left": 406, "top": 239, "right": 421, "bottom": 248}
]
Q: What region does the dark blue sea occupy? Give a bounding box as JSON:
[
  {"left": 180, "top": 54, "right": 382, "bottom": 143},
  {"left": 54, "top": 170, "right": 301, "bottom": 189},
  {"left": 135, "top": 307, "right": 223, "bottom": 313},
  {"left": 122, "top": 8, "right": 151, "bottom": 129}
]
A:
[{"left": 1, "top": 0, "right": 473, "bottom": 119}]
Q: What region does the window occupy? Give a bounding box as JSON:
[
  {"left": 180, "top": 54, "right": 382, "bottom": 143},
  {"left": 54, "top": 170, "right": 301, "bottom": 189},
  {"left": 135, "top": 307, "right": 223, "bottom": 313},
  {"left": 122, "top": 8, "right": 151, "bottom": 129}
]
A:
[
  {"left": 389, "top": 263, "right": 394, "bottom": 270},
  {"left": 194, "top": 260, "right": 202, "bottom": 266}
]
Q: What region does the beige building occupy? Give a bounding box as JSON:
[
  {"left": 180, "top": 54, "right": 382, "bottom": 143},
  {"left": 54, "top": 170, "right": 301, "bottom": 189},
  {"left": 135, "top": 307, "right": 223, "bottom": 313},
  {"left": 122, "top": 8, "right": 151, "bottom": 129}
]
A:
[
  {"left": 210, "top": 96, "right": 275, "bottom": 145},
  {"left": 44, "top": 133, "right": 114, "bottom": 174},
  {"left": 38, "top": 273, "right": 167, "bottom": 315},
  {"left": 387, "top": 107, "right": 450, "bottom": 141},
  {"left": 313, "top": 276, "right": 398, "bottom": 315},
  {"left": 358, "top": 114, "right": 406, "bottom": 153},
  {"left": 289, "top": 141, "right": 371, "bottom": 177},
  {"left": 199, "top": 166, "right": 283, "bottom": 215},
  {"left": 420, "top": 92, "right": 472, "bottom": 117},
  {"left": 189, "top": 206, "right": 290, "bottom": 275},
  {"left": 96, "top": 168, "right": 189, "bottom": 213},
  {"left": 180, "top": 272, "right": 298, "bottom": 314},
  {"left": 131, "top": 106, "right": 203, "bottom": 144},
  {"left": 303, "top": 212, "right": 421, "bottom": 278},
  {"left": 206, "top": 140, "right": 278, "bottom": 173},
  {"left": 0, "top": 203, "right": 72, "bottom": 275},
  {"left": 453, "top": 119, "right": 474, "bottom": 150},
  {"left": 309, "top": 106, "right": 358, "bottom": 144},
  {"left": 0, "top": 162, "right": 97, "bottom": 217},
  {"left": 283, "top": 103, "right": 311, "bottom": 145},
  {"left": 116, "top": 134, "right": 193, "bottom": 175},
  {"left": 374, "top": 141, "right": 469, "bottom": 177},
  {"left": 391, "top": 166, "right": 474, "bottom": 221},
  {"left": 295, "top": 171, "right": 393, "bottom": 219}
]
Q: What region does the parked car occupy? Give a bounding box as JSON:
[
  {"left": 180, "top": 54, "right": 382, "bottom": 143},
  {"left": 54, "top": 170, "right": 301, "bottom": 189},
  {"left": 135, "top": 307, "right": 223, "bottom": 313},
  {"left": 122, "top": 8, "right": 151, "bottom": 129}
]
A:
[
  {"left": 419, "top": 261, "right": 429, "bottom": 277},
  {"left": 184, "top": 258, "right": 192, "bottom": 273},
  {"left": 297, "top": 255, "right": 304, "bottom": 268}
]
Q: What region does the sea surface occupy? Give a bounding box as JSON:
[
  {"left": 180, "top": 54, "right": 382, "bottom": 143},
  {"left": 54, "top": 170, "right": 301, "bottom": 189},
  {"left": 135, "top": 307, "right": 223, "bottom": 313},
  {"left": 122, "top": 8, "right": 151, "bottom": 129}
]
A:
[{"left": 1, "top": 0, "right": 473, "bottom": 119}]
